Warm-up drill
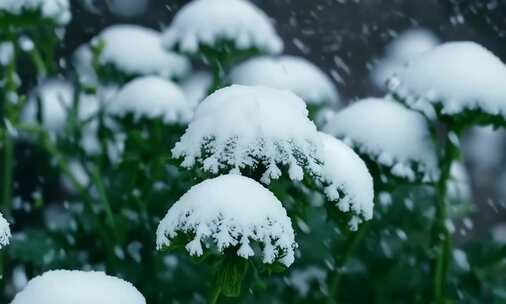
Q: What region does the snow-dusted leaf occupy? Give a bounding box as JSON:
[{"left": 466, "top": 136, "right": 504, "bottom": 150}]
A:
[
  {"left": 324, "top": 97, "right": 438, "bottom": 182},
  {"left": 11, "top": 270, "right": 146, "bottom": 304},
  {"left": 156, "top": 174, "right": 297, "bottom": 266},
  {"left": 162, "top": 0, "right": 283, "bottom": 55}
]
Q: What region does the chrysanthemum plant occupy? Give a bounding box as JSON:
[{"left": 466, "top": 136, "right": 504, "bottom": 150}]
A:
[
  {"left": 388, "top": 41, "right": 506, "bottom": 303},
  {"left": 162, "top": 0, "right": 284, "bottom": 91}
]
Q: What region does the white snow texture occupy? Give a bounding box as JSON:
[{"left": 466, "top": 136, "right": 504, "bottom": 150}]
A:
[
  {"left": 0, "top": 0, "right": 71, "bottom": 24},
  {"left": 391, "top": 41, "right": 506, "bottom": 120},
  {"left": 229, "top": 56, "right": 339, "bottom": 105},
  {"left": 0, "top": 212, "right": 10, "bottom": 249},
  {"left": 108, "top": 76, "right": 192, "bottom": 124},
  {"left": 162, "top": 0, "right": 283, "bottom": 54},
  {"left": 94, "top": 25, "right": 190, "bottom": 79},
  {"left": 324, "top": 98, "right": 438, "bottom": 182},
  {"left": 11, "top": 270, "right": 146, "bottom": 304},
  {"left": 156, "top": 175, "right": 297, "bottom": 266}
]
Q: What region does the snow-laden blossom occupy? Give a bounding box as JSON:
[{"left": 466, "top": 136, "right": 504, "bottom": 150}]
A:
[
  {"left": 390, "top": 42, "right": 506, "bottom": 122},
  {"left": 318, "top": 132, "right": 374, "bottom": 229},
  {"left": 371, "top": 28, "right": 439, "bottom": 89},
  {"left": 0, "top": 0, "right": 71, "bottom": 24},
  {"left": 107, "top": 76, "right": 192, "bottom": 124},
  {"left": 92, "top": 25, "right": 190, "bottom": 79},
  {"left": 172, "top": 85, "right": 322, "bottom": 183},
  {"left": 162, "top": 0, "right": 283, "bottom": 55},
  {"left": 22, "top": 79, "right": 99, "bottom": 131},
  {"left": 180, "top": 71, "right": 213, "bottom": 108},
  {"left": 11, "top": 270, "right": 146, "bottom": 304},
  {"left": 324, "top": 98, "right": 438, "bottom": 182},
  {"left": 229, "top": 56, "right": 339, "bottom": 106},
  {"left": 0, "top": 212, "right": 11, "bottom": 249},
  {"left": 156, "top": 174, "right": 297, "bottom": 266},
  {"left": 173, "top": 85, "right": 374, "bottom": 225}
]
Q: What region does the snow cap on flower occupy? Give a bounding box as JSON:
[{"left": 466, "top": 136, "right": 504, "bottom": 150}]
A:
[
  {"left": 229, "top": 55, "right": 339, "bottom": 106},
  {"left": 0, "top": 212, "right": 11, "bottom": 249},
  {"left": 318, "top": 132, "right": 374, "bottom": 230},
  {"left": 93, "top": 25, "right": 190, "bottom": 79},
  {"left": 22, "top": 79, "right": 99, "bottom": 131},
  {"left": 172, "top": 84, "right": 322, "bottom": 183},
  {"left": 11, "top": 270, "right": 146, "bottom": 304},
  {"left": 162, "top": 0, "right": 283, "bottom": 55},
  {"left": 324, "top": 97, "right": 438, "bottom": 182},
  {"left": 156, "top": 174, "right": 297, "bottom": 266},
  {"left": 371, "top": 28, "right": 439, "bottom": 89},
  {"left": 108, "top": 76, "right": 192, "bottom": 124},
  {"left": 390, "top": 42, "right": 506, "bottom": 121},
  {"left": 0, "top": 0, "right": 71, "bottom": 24}
]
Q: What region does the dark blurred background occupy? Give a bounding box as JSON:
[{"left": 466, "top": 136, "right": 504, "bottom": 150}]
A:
[{"left": 63, "top": 0, "right": 506, "bottom": 237}]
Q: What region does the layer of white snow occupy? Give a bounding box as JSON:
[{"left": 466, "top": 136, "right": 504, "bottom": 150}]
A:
[
  {"left": 180, "top": 71, "right": 213, "bottom": 108},
  {"left": 390, "top": 42, "right": 506, "bottom": 119},
  {"left": 162, "top": 0, "right": 283, "bottom": 54},
  {"left": 0, "top": 212, "right": 10, "bottom": 249},
  {"left": 229, "top": 56, "right": 339, "bottom": 105},
  {"left": 371, "top": 28, "right": 439, "bottom": 89},
  {"left": 172, "top": 85, "right": 322, "bottom": 183},
  {"left": 156, "top": 175, "right": 297, "bottom": 266},
  {"left": 0, "top": 0, "right": 71, "bottom": 24},
  {"left": 319, "top": 133, "right": 374, "bottom": 229},
  {"left": 94, "top": 25, "right": 190, "bottom": 79},
  {"left": 324, "top": 98, "right": 438, "bottom": 182},
  {"left": 22, "top": 79, "right": 100, "bottom": 131},
  {"left": 11, "top": 270, "right": 146, "bottom": 304},
  {"left": 107, "top": 76, "right": 192, "bottom": 124}
]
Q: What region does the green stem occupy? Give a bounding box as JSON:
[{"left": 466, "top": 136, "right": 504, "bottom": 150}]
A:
[
  {"left": 327, "top": 221, "right": 372, "bottom": 304},
  {"left": 90, "top": 164, "right": 117, "bottom": 234},
  {"left": 432, "top": 129, "right": 459, "bottom": 303},
  {"left": 209, "top": 286, "right": 222, "bottom": 304},
  {"left": 1, "top": 133, "right": 13, "bottom": 220}
]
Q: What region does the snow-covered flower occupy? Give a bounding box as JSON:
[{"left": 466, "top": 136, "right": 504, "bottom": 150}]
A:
[
  {"left": 11, "top": 270, "right": 146, "bottom": 304},
  {"left": 180, "top": 71, "right": 213, "bottom": 108},
  {"left": 324, "top": 98, "right": 438, "bottom": 182},
  {"left": 229, "top": 56, "right": 339, "bottom": 106},
  {"left": 0, "top": 0, "right": 71, "bottom": 25},
  {"left": 162, "top": 0, "right": 283, "bottom": 55},
  {"left": 371, "top": 28, "right": 439, "bottom": 89},
  {"left": 172, "top": 85, "right": 321, "bottom": 183},
  {"left": 318, "top": 132, "right": 374, "bottom": 229},
  {"left": 390, "top": 42, "right": 506, "bottom": 123},
  {"left": 173, "top": 85, "right": 374, "bottom": 224},
  {"left": 22, "top": 79, "right": 99, "bottom": 131},
  {"left": 156, "top": 174, "right": 297, "bottom": 266},
  {"left": 92, "top": 25, "right": 190, "bottom": 79},
  {"left": 0, "top": 212, "right": 11, "bottom": 249},
  {"left": 107, "top": 76, "right": 192, "bottom": 124}
]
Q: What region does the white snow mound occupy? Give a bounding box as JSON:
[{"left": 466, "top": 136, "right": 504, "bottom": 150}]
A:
[
  {"left": 391, "top": 41, "right": 506, "bottom": 119},
  {"left": 108, "top": 76, "right": 191, "bottom": 124},
  {"left": 11, "top": 270, "right": 146, "bottom": 304},
  {"left": 319, "top": 132, "right": 374, "bottom": 229},
  {"left": 94, "top": 25, "right": 190, "bottom": 79},
  {"left": 162, "top": 0, "right": 283, "bottom": 54},
  {"left": 172, "top": 85, "right": 322, "bottom": 183},
  {"left": 324, "top": 98, "right": 438, "bottom": 182},
  {"left": 0, "top": 0, "right": 71, "bottom": 24},
  {"left": 371, "top": 28, "right": 439, "bottom": 89},
  {"left": 229, "top": 56, "right": 339, "bottom": 105},
  {"left": 156, "top": 175, "right": 297, "bottom": 266}
]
